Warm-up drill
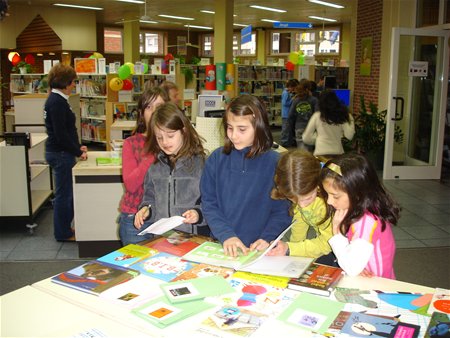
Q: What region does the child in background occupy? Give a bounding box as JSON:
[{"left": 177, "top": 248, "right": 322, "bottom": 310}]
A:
[
  {"left": 118, "top": 87, "right": 168, "bottom": 245},
  {"left": 280, "top": 79, "right": 299, "bottom": 147},
  {"left": 320, "top": 153, "right": 400, "bottom": 278},
  {"left": 134, "top": 102, "right": 208, "bottom": 235},
  {"left": 160, "top": 81, "right": 181, "bottom": 107},
  {"left": 200, "top": 94, "right": 292, "bottom": 257},
  {"left": 268, "top": 150, "right": 334, "bottom": 263}
]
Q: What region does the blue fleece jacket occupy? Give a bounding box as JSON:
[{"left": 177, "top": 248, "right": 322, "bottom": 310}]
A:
[{"left": 200, "top": 147, "right": 292, "bottom": 247}]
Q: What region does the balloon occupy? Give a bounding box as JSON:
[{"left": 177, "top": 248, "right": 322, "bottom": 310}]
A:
[
  {"left": 143, "top": 63, "right": 149, "bottom": 74},
  {"left": 24, "top": 54, "right": 35, "bottom": 65},
  {"left": 298, "top": 54, "right": 305, "bottom": 65},
  {"left": 92, "top": 52, "right": 104, "bottom": 59},
  {"left": 122, "top": 79, "right": 133, "bottom": 91},
  {"left": 289, "top": 52, "right": 299, "bottom": 64},
  {"left": 124, "top": 62, "right": 135, "bottom": 75},
  {"left": 8, "top": 51, "right": 19, "bottom": 62},
  {"left": 285, "top": 61, "right": 295, "bottom": 71},
  {"left": 109, "top": 77, "right": 124, "bottom": 91},
  {"left": 118, "top": 65, "right": 131, "bottom": 80},
  {"left": 89, "top": 54, "right": 96, "bottom": 59},
  {"left": 11, "top": 54, "right": 21, "bottom": 66}
]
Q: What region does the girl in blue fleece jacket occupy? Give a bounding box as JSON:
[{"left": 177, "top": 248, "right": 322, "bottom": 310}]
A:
[{"left": 200, "top": 94, "right": 292, "bottom": 257}]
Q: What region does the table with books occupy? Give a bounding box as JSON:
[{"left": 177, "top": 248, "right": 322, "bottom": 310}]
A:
[{"left": 2, "top": 228, "right": 449, "bottom": 338}]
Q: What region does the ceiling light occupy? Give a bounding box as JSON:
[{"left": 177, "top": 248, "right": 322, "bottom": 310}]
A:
[
  {"left": 233, "top": 23, "right": 248, "bottom": 27},
  {"left": 249, "top": 5, "right": 286, "bottom": 13},
  {"left": 307, "top": 0, "right": 344, "bottom": 9},
  {"left": 140, "top": 20, "right": 158, "bottom": 24},
  {"left": 308, "top": 15, "right": 337, "bottom": 22},
  {"left": 37, "top": 53, "right": 43, "bottom": 56},
  {"left": 261, "top": 19, "right": 280, "bottom": 23},
  {"left": 200, "top": 10, "right": 215, "bottom": 14},
  {"left": 158, "top": 14, "right": 194, "bottom": 20},
  {"left": 53, "top": 3, "right": 103, "bottom": 10},
  {"left": 184, "top": 24, "right": 213, "bottom": 30},
  {"left": 116, "top": 0, "right": 145, "bottom": 3}
]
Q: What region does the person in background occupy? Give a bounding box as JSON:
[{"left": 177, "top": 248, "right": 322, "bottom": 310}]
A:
[
  {"left": 320, "top": 153, "right": 400, "bottom": 278},
  {"left": 160, "top": 81, "right": 181, "bottom": 107},
  {"left": 200, "top": 94, "right": 292, "bottom": 257},
  {"left": 134, "top": 102, "right": 208, "bottom": 235},
  {"left": 302, "top": 89, "right": 354, "bottom": 157},
  {"left": 287, "top": 78, "right": 319, "bottom": 152},
  {"left": 44, "top": 63, "right": 87, "bottom": 242},
  {"left": 118, "top": 87, "right": 168, "bottom": 245},
  {"left": 268, "top": 150, "right": 335, "bottom": 265},
  {"left": 280, "top": 79, "right": 299, "bottom": 147}
]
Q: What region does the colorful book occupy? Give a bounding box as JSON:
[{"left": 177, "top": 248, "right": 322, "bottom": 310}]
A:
[
  {"left": 340, "top": 312, "right": 399, "bottom": 337},
  {"left": 427, "top": 288, "right": 450, "bottom": 315},
  {"left": 231, "top": 271, "right": 290, "bottom": 288},
  {"left": 171, "top": 263, "right": 234, "bottom": 282},
  {"left": 389, "top": 322, "right": 420, "bottom": 338},
  {"left": 424, "top": 312, "right": 450, "bottom": 338},
  {"left": 143, "top": 230, "right": 209, "bottom": 257},
  {"left": 96, "top": 157, "right": 122, "bottom": 166},
  {"left": 97, "top": 244, "right": 158, "bottom": 268},
  {"left": 160, "top": 275, "right": 235, "bottom": 303},
  {"left": 287, "top": 263, "right": 344, "bottom": 296},
  {"left": 51, "top": 260, "right": 139, "bottom": 295}
]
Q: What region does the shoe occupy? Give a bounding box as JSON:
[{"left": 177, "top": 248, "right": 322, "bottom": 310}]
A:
[{"left": 57, "top": 235, "right": 76, "bottom": 242}]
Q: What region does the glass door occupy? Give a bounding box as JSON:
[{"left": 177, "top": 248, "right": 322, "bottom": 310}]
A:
[{"left": 383, "top": 28, "right": 449, "bottom": 179}]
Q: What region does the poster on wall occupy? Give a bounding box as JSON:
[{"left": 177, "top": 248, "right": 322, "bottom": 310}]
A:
[
  {"left": 177, "top": 36, "right": 187, "bottom": 56},
  {"left": 359, "top": 37, "right": 372, "bottom": 76}
]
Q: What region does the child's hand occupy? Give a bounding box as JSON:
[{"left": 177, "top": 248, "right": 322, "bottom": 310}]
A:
[
  {"left": 223, "top": 237, "right": 249, "bottom": 257},
  {"left": 359, "top": 268, "right": 374, "bottom": 278},
  {"left": 134, "top": 206, "right": 150, "bottom": 229},
  {"left": 266, "top": 240, "right": 289, "bottom": 256},
  {"left": 332, "top": 208, "right": 348, "bottom": 235},
  {"left": 249, "top": 239, "right": 269, "bottom": 252},
  {"left": 182, "top": 209, "right": 199, "bottom": 224}
]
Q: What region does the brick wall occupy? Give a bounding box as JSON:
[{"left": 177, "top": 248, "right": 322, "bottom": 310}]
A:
[{"left": 353, "top": 0, "right": 383, "bottom": 114}]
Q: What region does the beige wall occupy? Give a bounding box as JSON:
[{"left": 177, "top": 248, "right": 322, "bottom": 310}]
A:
[{"left": 0, "top": 4, "right": 96, "bottom": 51}]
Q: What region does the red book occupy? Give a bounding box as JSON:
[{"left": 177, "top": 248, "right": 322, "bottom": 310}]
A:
[{"left": 143, "top": 230, "right": 210, "bottom": 257}]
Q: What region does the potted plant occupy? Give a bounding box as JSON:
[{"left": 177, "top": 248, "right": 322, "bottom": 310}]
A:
[
  {"left": 344, "top": 95, "right": 404, "bottom": 168},
  {"left": 12, "top": 61, "right": 32, "bottom": 74}
]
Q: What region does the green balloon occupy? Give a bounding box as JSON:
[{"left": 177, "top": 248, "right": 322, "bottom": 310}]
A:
[
  {"left": 118, "top": 65, "right": 131, "bottom": 80},
  {"left": 143, "top": 63, "right": 149, "bottom": 74}
]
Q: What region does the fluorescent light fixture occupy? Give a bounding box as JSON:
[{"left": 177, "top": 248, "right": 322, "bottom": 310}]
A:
[
  {"left": 53, "top": 3, "right": 103, "bottom": 10},
  {"left": 37, "top": 53, "right": 43, "bottom": 56},
  {"left": 200, "top": 10, "right": 215, "bottom": 14},
  {"left": 49, "top": 52, "right": 56, "bottom": 55},
  {"left": 184, "top": 24, "right": 212, "bottom": 30},
  {"left": 62, "top": 51, "right": 69, "bottom": 54},
  {"left": 140, "top": 20, "right": 158, "bottom": 24},
  {"left": 233, "top": 23, "right": 248, "bottom": 27},
  {"left": 249, "top": 5, "right": 286, "bottom": 13},
  {"left": 307, "top": 0, "right": 344, "bottom": 9},
  {"left": 158, "top": 14, "right": 194, "bottom": 20},
  {"left": 308, "top": 15, "right": 337, "bottom": 22},
  {"left": 116, "top": 0, "right": 145, "bottom": 3},
  {"left": 261, "top": 19, "right": 280, "bottom": 23}
]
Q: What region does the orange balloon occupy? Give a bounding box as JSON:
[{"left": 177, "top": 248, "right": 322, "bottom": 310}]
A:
[{"left": 11, "top": 54, "right": 21, "bottom": 66}]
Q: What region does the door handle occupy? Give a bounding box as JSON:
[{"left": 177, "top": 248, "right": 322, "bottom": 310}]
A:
[{"left": 392, "top": 96, "right": 404, "bottom": 121}]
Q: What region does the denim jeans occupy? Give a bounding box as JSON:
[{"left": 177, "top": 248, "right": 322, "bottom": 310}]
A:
[
  {"left": 45, "top": 151, "right": 76, "bottom": 240},
  {"left": 118, "top": 212, "right": 154, "bottom": 246}
]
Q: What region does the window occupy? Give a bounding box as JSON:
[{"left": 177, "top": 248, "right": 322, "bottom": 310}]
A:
[
  {"left": 201, "top": 34, "right": 214, "bottom": 57},
  {"left": 270, "top": 32, "right": 292, "bottom": 54},
  {"left": 318, "top": 30, "right": 340, "bottom": 54},
  {"left": 233, "top": 33, "right": 256, "bottom": 56},
  {"left": 140, "top": 31, "right": 164, "bottom": 55},
  {"left": 104, "top": 29, "right": 123, "bottom": 53},
  {"left": 294, "top": 32, "right": 316, "bottom": 56}
]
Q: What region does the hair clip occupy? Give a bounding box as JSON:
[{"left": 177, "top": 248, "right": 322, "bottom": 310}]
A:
[{"left": 326, "top": 163, "right": 342, "bottom": 176}]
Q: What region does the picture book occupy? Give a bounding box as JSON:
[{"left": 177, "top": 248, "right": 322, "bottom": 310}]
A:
[
  {"left": 143, "top": 230, "right": 208, "bottom": 257},
  {"left": 138, "top": 216, "right": 186, "bottom": 236},
  {"left": 51, "top": 260, "right": 139, "bottom": 295},
  {"left": 132, "top": 295, "right": 215, "bottom": 328},
  {"left": 171, "top": 263, "right": 234, "bottom": 282},
  {"left": 424, "top": 312, "right": 450, "bottom": 338},
  {"left": 232, "top": 271, "right": 290, "bottom": 289},
  {"left": 129, "top": 252, "right": 194, "bottom": 282},
  {"left": 287, "top": 263, "right": 344, "bottom": 296},
  {"left": 277, "top": 292, "right": 345, "bottom": 334},
  {"left": 97, "top": 244, "right": 158, "bottom": 268},
  {"left": 340, "top": 312, "right": 399, "bottom": 337},
  {"left": 95, "top": 157, "right": 122, "bottom": 166},
  {"left": 237, "top": 255, "right": 314, "bottom": 278},
  {"left": 160, "top": 275, "right": 236, "bottom": 303},
  {"left": 427, "top": 288, "right": 450, "bottom": 315},
  {"left": 99, "top": 274, "right": 164, "bottom": 308},
  {"left": 389, "top": 322, "right": 420, "bottom": 338}
]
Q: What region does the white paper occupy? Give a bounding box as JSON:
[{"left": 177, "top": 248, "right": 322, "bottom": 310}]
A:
[
  {"left": 138, "top": 216, "right": 186, "bottom": 235},
  {"left": 237, "top": 255, "right": 314, "bottom": 278}
]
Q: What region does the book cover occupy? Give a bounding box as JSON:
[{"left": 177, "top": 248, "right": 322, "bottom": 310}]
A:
[
  {"left": 97, "top": 244, "right": 158, "bottom": 268},
  {"left": 231, "top": 271, "right": 290, "bottom": 289},
  {"left": 424, "top": 312, "right": 450, "bottom": 338},
  {"left": 277, "top": 292, "right": 344, "bottom": 334},
  {"left": 143, "top": 230, "right": 207, "bottom": 257},
  {"left": 287, "top": 263, "right": 344, "bottom": 296},
  {"left": 51, "top": 260, "right": 139, "bottom": 295},
  {"left": 171, "top": 263, "right": 234, "bottom": 282},
  {"left": 129, "top": 252, "right": 194, "bottom": 282},
  {"left": 340, "top": 312, "right": 398, "bottom": 337},
  {"left": 160, "top": 275, "right": 235, "bottom": 303},
  {"left": 96, "top": 157, "right": 122, "bottom": 166},
  {"left": 389, "top": 322, "right": 420, "bottom": 338},
  {"left": 428, "top": 288, "right": 450, "bottom": 315}
]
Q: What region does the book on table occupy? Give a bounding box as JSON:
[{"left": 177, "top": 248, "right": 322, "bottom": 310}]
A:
[
  {"left": 142, "top": 230, "right": 210, "bottom": 257},
  {"left": 51, "top": 260, "right": 140, "bottom": 295},
  {"left": 97, "top": 243, "right": 158, "bottom": 268},
  {"left": 287, "top": 263, "right": 344, "bottom": 296}
]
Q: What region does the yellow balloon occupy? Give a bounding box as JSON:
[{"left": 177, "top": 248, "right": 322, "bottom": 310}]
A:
[
  {"left": 109, "top": 77, "right": 124, "bottom": 91},
  {"left": 92, "top": 52, "right": 104, "bottom": 59},
  {"left": 124, "top": 62, "right": 135, "bottom": 75},
  {"left": 289, "top": 52, "right": 299, "bottom": 64}
]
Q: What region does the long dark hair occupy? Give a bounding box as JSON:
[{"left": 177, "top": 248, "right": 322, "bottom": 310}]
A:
[
  {"left": 223, "top": 94, "right": 273, "bottom": 158},
  {"left": 320, "top": 153, "right": 400, "bottom": 235},
  {"left": 318, "top": 89, "right": 350, "bottom": 125},
  {"left": 134, "top": 87, "right": 168, "bottom": 134}
]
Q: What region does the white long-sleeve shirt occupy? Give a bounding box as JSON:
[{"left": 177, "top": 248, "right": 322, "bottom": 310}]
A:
[{"left": 302, "top": 112, "right": 355, "bottom": 156}]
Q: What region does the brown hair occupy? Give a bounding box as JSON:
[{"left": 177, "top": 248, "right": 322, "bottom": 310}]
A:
[
  {"left": 294, "top": 78, "right": 311, "bottom": 100},
  {"left": 134, "top": 87, "right": 169, "bottom": 134},
  {"left": 48, "top": 63, "right": 76, "bottom": 89},
  {"left": 223, "top": 94, "right": 273, "bottom": 158},
  {"left": 145, "top": 102, "right": 206, "bottom": 162}
]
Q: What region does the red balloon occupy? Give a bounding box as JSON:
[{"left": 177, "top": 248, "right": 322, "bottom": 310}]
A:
[
  {"left": 11, "top": 54, "right": 21, "bottom": 66},
  {"left": 24, "top": 54, "right": 35, "bottom": 65},
  {"left": 122, "top": 79, "right": 133, "bottom": 91},
  {"left": 285, "top": 61, "right": 295, "bottom": 71}
]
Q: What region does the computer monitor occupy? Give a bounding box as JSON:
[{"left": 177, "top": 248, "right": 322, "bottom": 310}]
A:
[
  {"left": 324, "top": 75, "right": 337, "bottom": 89},
  {"left": 198, "top": 95, "right": 223, "bottom": 117},
  {"left": 333, "top": 89, "right": 351, "bottom": 107},
  {"left": 204, "top": 109, "right": 226, "bottom": 118}
]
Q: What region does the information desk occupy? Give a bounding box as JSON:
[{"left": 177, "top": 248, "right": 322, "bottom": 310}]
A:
[{"left": 73, "top": 151, "right": 123, "bottom": 257}]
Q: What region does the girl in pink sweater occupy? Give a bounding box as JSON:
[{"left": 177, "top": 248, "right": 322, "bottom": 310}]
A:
[{"left": 320, "top": 153, "right": 400, "bottom": 279}]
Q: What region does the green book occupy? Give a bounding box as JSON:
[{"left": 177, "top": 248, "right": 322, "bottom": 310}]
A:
[{"left": 96, "top": 157, "right": 122, "bottom": 166}]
